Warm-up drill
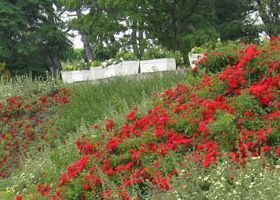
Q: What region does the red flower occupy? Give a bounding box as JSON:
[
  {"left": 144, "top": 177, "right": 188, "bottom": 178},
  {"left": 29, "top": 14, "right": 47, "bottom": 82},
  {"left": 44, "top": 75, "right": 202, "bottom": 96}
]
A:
[
  {"left": 40, "top": 96, "right": 48, "bottom": 106},
  {"left": 67, "top": 156, "right": 89, "bottom": 178},
  {"left": 275, "top": 147, "right": 280, "bottom": 157},
  {"left": 84, "top": 183, "right": 90, "bottom": 191},
  {"left": 102, "top": 189, "right": 111, "bottom": 197},
  {"left": 261, "top": 146, "right": 271, "bottom": 153},
  {"left": 105, "top": 169, "right": 114, "bottom": 176},
  {"left": 106, "top": 138, "right": 120, "bottom": 152},
  {"left": 16, "top": 195, "right": 22, "bottom": 200},
  {"left": 126, "top": 111, "right": 137, "bottom": 121},
  {"left": 59, "top": 174, "right": 69, "bottom": 185},
  {"left": 7, "top": 98, "right": 16, "bottom": 105},
  {"left": 106, "top": 119, "right": 114, "bottom": 132},
  {"left": 155, "top": 126, "right": 165, "bottom": 138},
  {"left": 60, "top": 96, "right": 69, "bottom": 104}
]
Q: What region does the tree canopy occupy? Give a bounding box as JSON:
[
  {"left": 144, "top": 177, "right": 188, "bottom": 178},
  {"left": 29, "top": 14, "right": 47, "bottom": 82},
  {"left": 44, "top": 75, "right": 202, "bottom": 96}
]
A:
[
  {"left": 0, "top": 0, "right": 71, "bottom": 75},
  {"left": 1, "top": 0, "right": 279, "bottom": 75}
]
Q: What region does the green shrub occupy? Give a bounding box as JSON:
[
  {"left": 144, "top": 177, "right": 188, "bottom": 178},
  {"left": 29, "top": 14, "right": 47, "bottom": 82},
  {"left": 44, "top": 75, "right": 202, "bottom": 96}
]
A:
[
  {"left": 143, "top": 47, "right": 185, "bottom": 66},
  {"left": 90, "top": 60, "right": 102, "bottom": 68},
  {"left": 190, "top": 47, "right": 207, "bottom": 54},
  {"left": 115, "top": 51, "right": 138, "bottom": 62},
  {"left": 67, "top": 48, "right": 85, "bottom": 62},
  {"left": 62, "top": 62, "right": 91, "bottom": 71},
  {"left": 198, "top": 52, "right": 237, "bottom": 73},
  {"left": 198, "top": 41, "right": 243, "bottom": 73},
  {"left": 150, "top": 157, "right": 280, "bottom": 200}
]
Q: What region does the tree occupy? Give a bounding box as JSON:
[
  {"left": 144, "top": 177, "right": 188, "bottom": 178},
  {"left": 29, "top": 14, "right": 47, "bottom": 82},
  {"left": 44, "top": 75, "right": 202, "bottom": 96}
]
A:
[
  {"left": 146, "top": 0, "right": 258, "bottom": 52},
  {"left": 0, "top": 0, "right": 71, "bottom": 75},
  {"left": 255, "top": 0, "right": 280, "bottom": 37},
  {"left": 59, "top": 0, "right": 260, "bottom": 62},
  {"left": 58, "top": 0, "right": 94, "bottom": 62}
]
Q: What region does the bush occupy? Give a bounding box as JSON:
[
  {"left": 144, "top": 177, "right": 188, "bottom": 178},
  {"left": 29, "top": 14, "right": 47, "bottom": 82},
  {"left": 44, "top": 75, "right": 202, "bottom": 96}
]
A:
[
  {"left": 143, "top": 47, "right": 185, "bottom": 66},
  {"left": 67, "top": 49, "right": 85, "bottom": 62},
  {"left": 115, "top": 51, "right": 138, "bottom": 62},
  {"left": 62, "top": 62, "right": 91, "bottom": 71},
  {"left": 91, "top": 60, "right": 102, "bottom": 68},
  {"left": 197, "top": 41, "right": 243, "bottom": 73},
  {"left": 198, "top": 52, "right": 237, "bottom": 73}
]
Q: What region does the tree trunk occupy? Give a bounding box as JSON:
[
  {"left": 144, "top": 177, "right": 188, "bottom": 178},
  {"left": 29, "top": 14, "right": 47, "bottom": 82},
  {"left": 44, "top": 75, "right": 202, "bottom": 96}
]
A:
[
  {"left": 174, "top": 0, "right": 185, "bottom": 50},
  {"left": 48, "top": 56, "right": 62, "bottom": 75},
  {"left": 81, "top": 34, "right": 94, "bottom": 62},
  {"left": 131, "top": 21, "right": 140, "bottom": 57},
  {"left": 76, "top": 9, "right": 94, "bottom": 62},
  {"left": 138, "top": 22, "right": 145, "bottom": 58}
]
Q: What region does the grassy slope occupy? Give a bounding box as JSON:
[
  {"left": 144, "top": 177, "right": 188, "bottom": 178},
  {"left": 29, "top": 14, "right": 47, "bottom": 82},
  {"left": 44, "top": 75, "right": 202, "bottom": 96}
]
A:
[
  {"left": 56, "top": 72, "right": 187, "bottom": 136},
  {"left": 0, "top": 71, "right": 186, "bottom": 200}
]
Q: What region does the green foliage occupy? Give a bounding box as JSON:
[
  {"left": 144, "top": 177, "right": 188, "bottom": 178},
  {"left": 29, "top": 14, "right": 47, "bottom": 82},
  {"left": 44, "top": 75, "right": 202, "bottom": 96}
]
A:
[
  {"left": 115, "top": 51, "right": 138, "bottom": 62},
  {"left": 67, "top": 49, "right": 85, "bottom": 62},
  {"left": 198, "top": 41, "right": 242, "bottom": 73},
  {"left": 91, "top": 60, "right": 102, "bottom": 67},
  {"left": 150, "top": 157, "right": 280, "bottom": 200},
  {"left": 199, "top": 53, "right": 237, "bottom": 73},
  {"left": 182, "top": 28, "right": 219, "bottom": 54},
  {"left": 63, "top": 62, "right": 91, "bottom": 71},
  {"left": 0, "top": 0, "right": 71, "bottom": 75},
  {"left": 60, "top": 0, "right": 260, "bottom": 64},
  {"left": 143, "top": 47, "right": 185, "bottom": 65},
  {"left": 190, "top": 47, "right": 207, "bottom": 54},
  {"left": 208, "top": 112, "right": 238, "bottom": 149}
]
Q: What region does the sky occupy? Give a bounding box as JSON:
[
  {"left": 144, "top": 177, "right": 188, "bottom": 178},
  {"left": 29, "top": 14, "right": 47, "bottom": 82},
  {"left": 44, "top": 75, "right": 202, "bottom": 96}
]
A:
[
  {"left": 69, "top": 31, "right": 83, "bottom": 49},
  {"left": 58, "top": 8, "right": 84, "bottom": 49}
]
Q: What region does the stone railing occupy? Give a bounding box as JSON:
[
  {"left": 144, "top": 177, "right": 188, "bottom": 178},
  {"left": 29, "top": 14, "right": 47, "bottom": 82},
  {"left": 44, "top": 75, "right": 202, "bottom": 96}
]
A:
[{"left": 61, "top": 58, "right": 176, "bottom": 83}]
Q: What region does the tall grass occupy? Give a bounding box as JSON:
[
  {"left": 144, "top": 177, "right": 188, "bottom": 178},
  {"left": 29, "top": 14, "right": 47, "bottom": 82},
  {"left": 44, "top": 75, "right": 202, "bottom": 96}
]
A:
[
  {"left": 56, "top": 71, "right": 186, "bottom": 136},
  {"left": 0, "top": 74, "right": 61, "bottom": 100}
]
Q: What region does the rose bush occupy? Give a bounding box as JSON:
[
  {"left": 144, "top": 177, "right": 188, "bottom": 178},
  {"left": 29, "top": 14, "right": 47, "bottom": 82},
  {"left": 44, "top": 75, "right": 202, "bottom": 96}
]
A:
[{"left": 0, "top": 88, "right": 72, "bottom": 177}]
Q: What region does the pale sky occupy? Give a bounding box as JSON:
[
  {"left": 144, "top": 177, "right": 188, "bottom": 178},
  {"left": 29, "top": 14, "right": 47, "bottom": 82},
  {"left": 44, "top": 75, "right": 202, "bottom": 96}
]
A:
[{"left": 69, "top": 31, "right": 83, "bottom": 49}]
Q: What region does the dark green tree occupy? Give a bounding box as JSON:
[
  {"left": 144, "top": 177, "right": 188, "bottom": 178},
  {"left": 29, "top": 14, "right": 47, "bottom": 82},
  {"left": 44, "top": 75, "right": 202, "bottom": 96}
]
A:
[
  {"left": 146, "top": 0, "right": 258, "bottom": 53},
  {"left": 0, "top": 0, "right": 71, "bottom": 75}
]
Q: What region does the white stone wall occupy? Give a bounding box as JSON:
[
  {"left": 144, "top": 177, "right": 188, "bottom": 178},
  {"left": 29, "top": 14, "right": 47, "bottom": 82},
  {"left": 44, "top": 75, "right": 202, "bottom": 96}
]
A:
[
  {"left": 62, "top": 58, "right": 177, "bottom": 83},
  {"left": 188, "top": 53, "right": 205, "bottom": 68},
  {"left": 140, "top": 58, "right": 176, "bottom": 73}
]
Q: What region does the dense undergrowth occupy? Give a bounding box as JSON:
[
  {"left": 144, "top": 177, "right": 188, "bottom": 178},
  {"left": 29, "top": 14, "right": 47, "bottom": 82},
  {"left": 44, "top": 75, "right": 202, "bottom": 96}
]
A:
[{"left": 1, "top": 38, "right": 280, "bottom": 200}]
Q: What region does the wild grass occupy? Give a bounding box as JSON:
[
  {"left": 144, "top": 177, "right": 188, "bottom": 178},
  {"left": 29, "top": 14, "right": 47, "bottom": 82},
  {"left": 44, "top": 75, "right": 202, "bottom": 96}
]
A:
[
  {"left": 0, "top": 74, "right": 61, "bottom": 100},
  {"left": 56, "top": 71, "right": 187, "bottom": 136}
]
